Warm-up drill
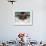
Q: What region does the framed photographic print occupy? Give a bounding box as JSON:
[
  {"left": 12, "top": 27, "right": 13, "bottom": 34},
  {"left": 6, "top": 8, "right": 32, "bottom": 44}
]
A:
[{"left": 14, "top": 10, "right": 33, "bottom": 26}]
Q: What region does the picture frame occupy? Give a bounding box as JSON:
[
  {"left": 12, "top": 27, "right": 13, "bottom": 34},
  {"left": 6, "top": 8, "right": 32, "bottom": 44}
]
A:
[{"left": 14, "top": 10, "right": 33, "bottom": 26}]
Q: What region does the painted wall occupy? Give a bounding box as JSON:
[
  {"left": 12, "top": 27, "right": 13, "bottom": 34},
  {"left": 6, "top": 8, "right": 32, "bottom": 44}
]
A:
[{"left": 0, "top": 0, "right": 46, "bottom": 41}]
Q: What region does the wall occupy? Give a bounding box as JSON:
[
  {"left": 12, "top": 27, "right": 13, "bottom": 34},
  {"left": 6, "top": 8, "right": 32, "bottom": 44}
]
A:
[{"left": 0, "top": 0, "right": 46, "bottom": 41}]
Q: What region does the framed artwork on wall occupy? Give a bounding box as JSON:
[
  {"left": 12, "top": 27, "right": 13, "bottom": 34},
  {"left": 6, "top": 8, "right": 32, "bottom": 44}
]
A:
[{"left": 14, "top": 10, "right": 33, "bottom": 26}]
